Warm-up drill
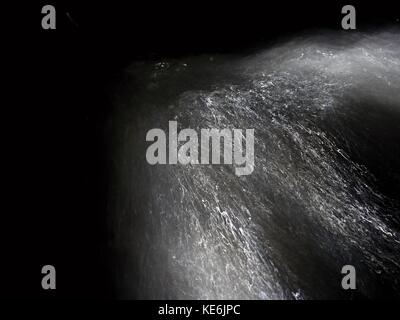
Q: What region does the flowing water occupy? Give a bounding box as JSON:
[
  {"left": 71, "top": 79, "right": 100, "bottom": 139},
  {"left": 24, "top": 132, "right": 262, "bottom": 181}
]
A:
[{"left": 108, "top": 29, "right": 400, "bottom": 299}]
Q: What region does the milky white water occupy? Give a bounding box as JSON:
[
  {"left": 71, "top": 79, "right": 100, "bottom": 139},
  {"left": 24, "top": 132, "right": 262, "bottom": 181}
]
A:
[{"left": 109, "top": 29, "right": 400, "bottom": 299}]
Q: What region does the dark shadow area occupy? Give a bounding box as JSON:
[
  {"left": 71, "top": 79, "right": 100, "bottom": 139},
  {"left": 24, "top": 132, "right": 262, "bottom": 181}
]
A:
[{"left": 323, "top": 96, "right": 400, "bottom": 229}]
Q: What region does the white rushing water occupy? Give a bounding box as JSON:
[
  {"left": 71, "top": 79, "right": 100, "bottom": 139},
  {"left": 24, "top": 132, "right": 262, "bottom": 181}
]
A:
[{"left": 109, "top": 29, "right": 400, "bottom": 299}]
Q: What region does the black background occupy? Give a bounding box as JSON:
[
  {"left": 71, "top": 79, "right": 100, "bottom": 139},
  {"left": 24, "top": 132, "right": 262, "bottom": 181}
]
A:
[{"left": 4, "top": 1, "right": 400, "bottom": 300}]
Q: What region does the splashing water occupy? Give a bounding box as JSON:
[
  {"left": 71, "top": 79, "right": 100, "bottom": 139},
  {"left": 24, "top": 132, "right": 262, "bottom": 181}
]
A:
[{"left": 109, "top": 29, "right": 400, "bottom": 299}]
